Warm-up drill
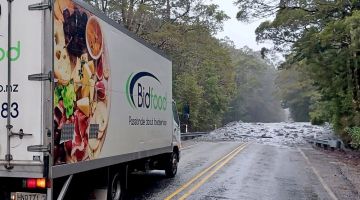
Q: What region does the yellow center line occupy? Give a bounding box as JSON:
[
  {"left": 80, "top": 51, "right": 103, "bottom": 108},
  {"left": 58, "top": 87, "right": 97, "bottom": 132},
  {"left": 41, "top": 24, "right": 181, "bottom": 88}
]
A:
[
  {"left": 178, "top": 143, "right": 249, "bottom": 200},
  {"left": 164, "top": 143, "right": 248, "bottom": 200}
]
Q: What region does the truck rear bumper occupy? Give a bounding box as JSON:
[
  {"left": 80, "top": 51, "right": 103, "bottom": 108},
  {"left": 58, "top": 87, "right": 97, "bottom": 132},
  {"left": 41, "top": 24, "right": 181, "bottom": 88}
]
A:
[{"left": 0, "top": 161, "right": 43, "bottom": 178}]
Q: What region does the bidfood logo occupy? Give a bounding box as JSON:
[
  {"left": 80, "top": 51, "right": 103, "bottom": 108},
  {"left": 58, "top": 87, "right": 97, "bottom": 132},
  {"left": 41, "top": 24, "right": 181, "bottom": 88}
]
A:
[
  {"left": 0, "top": 38, "right": 21, "bottom": 62},
  {"left": 126, "top": 72, "right": 167, "bottom": 111}
]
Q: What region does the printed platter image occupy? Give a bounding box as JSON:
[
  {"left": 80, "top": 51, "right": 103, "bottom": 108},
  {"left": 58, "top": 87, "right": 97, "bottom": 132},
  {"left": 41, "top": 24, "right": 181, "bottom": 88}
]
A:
[{"left": 53, "top": 0, "right": 111, "bottom": 164}]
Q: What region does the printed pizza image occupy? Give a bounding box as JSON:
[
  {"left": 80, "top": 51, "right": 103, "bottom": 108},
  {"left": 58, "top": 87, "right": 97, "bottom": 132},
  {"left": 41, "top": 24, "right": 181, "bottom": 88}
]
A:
[{"left": 53, "top": 0, "right": 111, "bottom": 164}]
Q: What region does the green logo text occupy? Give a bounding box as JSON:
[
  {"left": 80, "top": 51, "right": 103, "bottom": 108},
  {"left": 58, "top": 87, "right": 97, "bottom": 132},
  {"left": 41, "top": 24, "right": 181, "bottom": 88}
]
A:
[{"left": 0, "top": 41, "right": 21, "bottom": 62}]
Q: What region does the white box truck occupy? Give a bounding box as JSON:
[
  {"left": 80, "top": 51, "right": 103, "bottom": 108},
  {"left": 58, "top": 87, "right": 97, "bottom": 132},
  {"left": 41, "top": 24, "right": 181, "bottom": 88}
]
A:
[{"left": 0, "top": 0, "right": 181, "bottom": 199}]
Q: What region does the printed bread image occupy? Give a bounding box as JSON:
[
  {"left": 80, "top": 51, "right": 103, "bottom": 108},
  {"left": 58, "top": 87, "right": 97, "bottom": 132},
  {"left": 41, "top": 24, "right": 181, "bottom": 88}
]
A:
[{"left": 54, "top": 46, "right": 71, "bottom": 85}]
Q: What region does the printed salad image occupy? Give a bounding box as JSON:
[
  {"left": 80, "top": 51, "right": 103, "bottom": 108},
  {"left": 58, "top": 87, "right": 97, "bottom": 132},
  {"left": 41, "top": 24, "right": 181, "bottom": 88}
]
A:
[{"left": 53, "top": 0, "right": 111, "bottom": 164}]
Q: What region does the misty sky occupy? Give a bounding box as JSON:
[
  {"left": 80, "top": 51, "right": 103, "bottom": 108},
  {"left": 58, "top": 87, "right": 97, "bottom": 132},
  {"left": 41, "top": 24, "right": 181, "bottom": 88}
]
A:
[{"left": 209, "top": 0, "right": 273, "bottom": 51}]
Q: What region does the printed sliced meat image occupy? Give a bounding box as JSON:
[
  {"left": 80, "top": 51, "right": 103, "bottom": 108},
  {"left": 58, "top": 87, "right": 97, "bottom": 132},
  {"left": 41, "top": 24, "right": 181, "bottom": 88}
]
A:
[{"left": 53, "top": 0, "right": 110, "bottom": 165}]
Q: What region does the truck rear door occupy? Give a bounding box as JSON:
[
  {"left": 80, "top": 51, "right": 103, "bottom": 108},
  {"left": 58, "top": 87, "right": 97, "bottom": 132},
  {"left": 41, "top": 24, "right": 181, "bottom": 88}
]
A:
[{"left": 0, "top": 0, "right": 46, "bottom": 177}]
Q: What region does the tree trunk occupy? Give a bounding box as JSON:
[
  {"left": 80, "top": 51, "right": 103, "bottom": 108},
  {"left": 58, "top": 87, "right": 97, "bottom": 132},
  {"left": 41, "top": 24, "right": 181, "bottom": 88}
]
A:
[
  {"left": 121, "top": 0, "right": 128, "bottom": 27},
  {"left": 126, "top": 0, "right": 135, "bottom": 31},
  {"left": 100, "top": 0, "right": 108, "bottom": 13},
  {"left": 355, "top": 52, "right": 360, "bottom": 110},
  {"left": 166, "top": 0, "right": 171, "bottom": 21}
]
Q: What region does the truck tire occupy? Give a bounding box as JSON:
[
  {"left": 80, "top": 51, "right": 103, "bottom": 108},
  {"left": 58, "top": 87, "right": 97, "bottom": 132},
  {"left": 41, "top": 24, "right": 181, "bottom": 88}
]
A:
[
  {"left": 108, "top": 172, "right": 123, "bottom": 200},
  {"left": 165, "top": 152, "right": 178, "bottom": 178},
  {"left": 108, "top": 172, "right": 122, "bottom": 200}
]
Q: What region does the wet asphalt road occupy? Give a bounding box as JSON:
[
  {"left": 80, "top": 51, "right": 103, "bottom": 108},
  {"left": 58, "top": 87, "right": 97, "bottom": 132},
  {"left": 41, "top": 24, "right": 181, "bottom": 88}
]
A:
[{"left": 124, "top": 141, "right": 337, "bottom": 200}]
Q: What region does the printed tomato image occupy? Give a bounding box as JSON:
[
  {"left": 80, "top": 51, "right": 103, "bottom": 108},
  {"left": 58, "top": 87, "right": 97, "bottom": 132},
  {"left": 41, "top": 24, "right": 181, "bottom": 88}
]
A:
[{"left": 53, "top": 0, "right": 111, "bottom": 165}]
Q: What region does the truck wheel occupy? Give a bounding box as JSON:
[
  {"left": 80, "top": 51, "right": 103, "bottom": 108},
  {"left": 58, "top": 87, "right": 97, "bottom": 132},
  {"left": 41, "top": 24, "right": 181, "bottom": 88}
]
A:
[
  {"left": 109, "top": 172, "right": 122, "bottom": 200},
  {"left": 165, "top": 152, "right": 178, "bottom": 178}
]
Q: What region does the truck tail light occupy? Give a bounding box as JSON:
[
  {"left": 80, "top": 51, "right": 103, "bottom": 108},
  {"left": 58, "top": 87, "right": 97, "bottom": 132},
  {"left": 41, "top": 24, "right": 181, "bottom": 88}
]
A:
[
  {"left": 36, "top": 178, "right": 46, "bottom": 189},
  {"left": 26, "top": 179, "right": 37, "bottom": 189},
  {"left": 23, "top": 178, "right": 47, "bottom": 189}
]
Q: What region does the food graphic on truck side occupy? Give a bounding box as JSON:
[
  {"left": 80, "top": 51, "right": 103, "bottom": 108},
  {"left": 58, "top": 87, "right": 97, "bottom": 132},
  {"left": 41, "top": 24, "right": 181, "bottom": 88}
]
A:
[
  {"left": 53, "top": 0, "right": 111, "bottom": 164},
  {"left": 0, "top": 0, "right": 177, "bottom": 199}
]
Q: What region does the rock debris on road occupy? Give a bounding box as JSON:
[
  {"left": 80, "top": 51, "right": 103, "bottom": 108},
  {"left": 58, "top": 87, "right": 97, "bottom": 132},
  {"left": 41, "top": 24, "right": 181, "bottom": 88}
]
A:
[{"left": 199, "top": 122, "right": 334, "bottom": 146}]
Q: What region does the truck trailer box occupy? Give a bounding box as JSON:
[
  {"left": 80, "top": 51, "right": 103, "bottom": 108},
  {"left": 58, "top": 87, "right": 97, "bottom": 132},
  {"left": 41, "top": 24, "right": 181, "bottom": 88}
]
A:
[{"left": 0, "top": 0, "right": 181, "bottom": 199}]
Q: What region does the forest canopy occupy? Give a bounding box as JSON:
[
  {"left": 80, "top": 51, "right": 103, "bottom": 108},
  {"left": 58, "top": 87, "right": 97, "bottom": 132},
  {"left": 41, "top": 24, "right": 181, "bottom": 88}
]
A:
[
  {"left": 235, "top": 0, "right": 360, "bottom": 146},
  {"left": 84, "top": 0, "right": 285, "bottom": 131}
]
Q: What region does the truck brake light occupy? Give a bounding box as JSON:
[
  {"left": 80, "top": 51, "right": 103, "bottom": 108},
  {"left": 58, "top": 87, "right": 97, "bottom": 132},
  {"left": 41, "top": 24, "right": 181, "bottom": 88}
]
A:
[
  {"left": 23, "top": 178, "right": 47, "bottom": 189},
  {"left": 26, "top": 179, "right": 37, "bottom": 189}
]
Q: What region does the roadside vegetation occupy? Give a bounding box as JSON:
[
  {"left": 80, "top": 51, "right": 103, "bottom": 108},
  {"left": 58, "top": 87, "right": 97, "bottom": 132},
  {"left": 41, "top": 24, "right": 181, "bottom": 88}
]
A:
[
  {"left": 235, "top": 0, "right": 360, "bottom": 147},
  {"left": 84, "top": 0, "right": 284, "bottom": 132},
  {"left": 85, "top": 0, "right": 360, "bottom": 147}
]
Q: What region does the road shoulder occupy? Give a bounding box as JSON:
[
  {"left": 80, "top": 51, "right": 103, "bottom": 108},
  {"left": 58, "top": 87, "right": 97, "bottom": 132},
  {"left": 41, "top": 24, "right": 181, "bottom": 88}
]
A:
[{"left": 299, "top": 145, "right": 360, "bottom": 200}]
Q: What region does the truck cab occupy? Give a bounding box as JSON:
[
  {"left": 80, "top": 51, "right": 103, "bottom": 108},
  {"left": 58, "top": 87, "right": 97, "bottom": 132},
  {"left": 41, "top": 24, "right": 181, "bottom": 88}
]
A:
[{"left": 172, "top": 100, "right": 181, "bottom": 150}]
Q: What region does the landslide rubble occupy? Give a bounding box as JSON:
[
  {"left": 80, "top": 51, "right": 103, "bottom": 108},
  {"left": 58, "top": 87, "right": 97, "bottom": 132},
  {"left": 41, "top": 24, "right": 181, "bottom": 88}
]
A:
[{"left": 199, "top": 122, "right": 335, "bottom": 146}]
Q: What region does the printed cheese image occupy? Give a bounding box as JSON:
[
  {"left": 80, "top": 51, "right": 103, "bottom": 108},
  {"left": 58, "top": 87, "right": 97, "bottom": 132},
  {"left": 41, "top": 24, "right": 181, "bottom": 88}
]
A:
[{"left": 53, "top": 0, "right": 111, "bottom": 165}]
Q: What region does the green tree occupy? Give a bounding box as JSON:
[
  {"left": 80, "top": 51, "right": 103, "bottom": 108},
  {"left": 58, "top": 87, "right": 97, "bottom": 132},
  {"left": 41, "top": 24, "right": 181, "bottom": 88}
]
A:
[
  {"left": 223, "top": 47, "right": 285, "bottom": 123},
  {"left": 275, "top": 62, "right": 316, "bottom": 122},
  {"left": 235, "top": 0, "right": 360, "bottom": 145},
  {"left": 84, "top": 0, "right": 236, "bottom": 131}
]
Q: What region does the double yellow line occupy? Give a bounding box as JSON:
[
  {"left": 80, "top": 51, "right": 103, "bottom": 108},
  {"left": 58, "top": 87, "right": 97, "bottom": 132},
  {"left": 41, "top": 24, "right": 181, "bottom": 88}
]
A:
[{"left": 165, "top": 142, "right": 249, "bottom": 200}]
